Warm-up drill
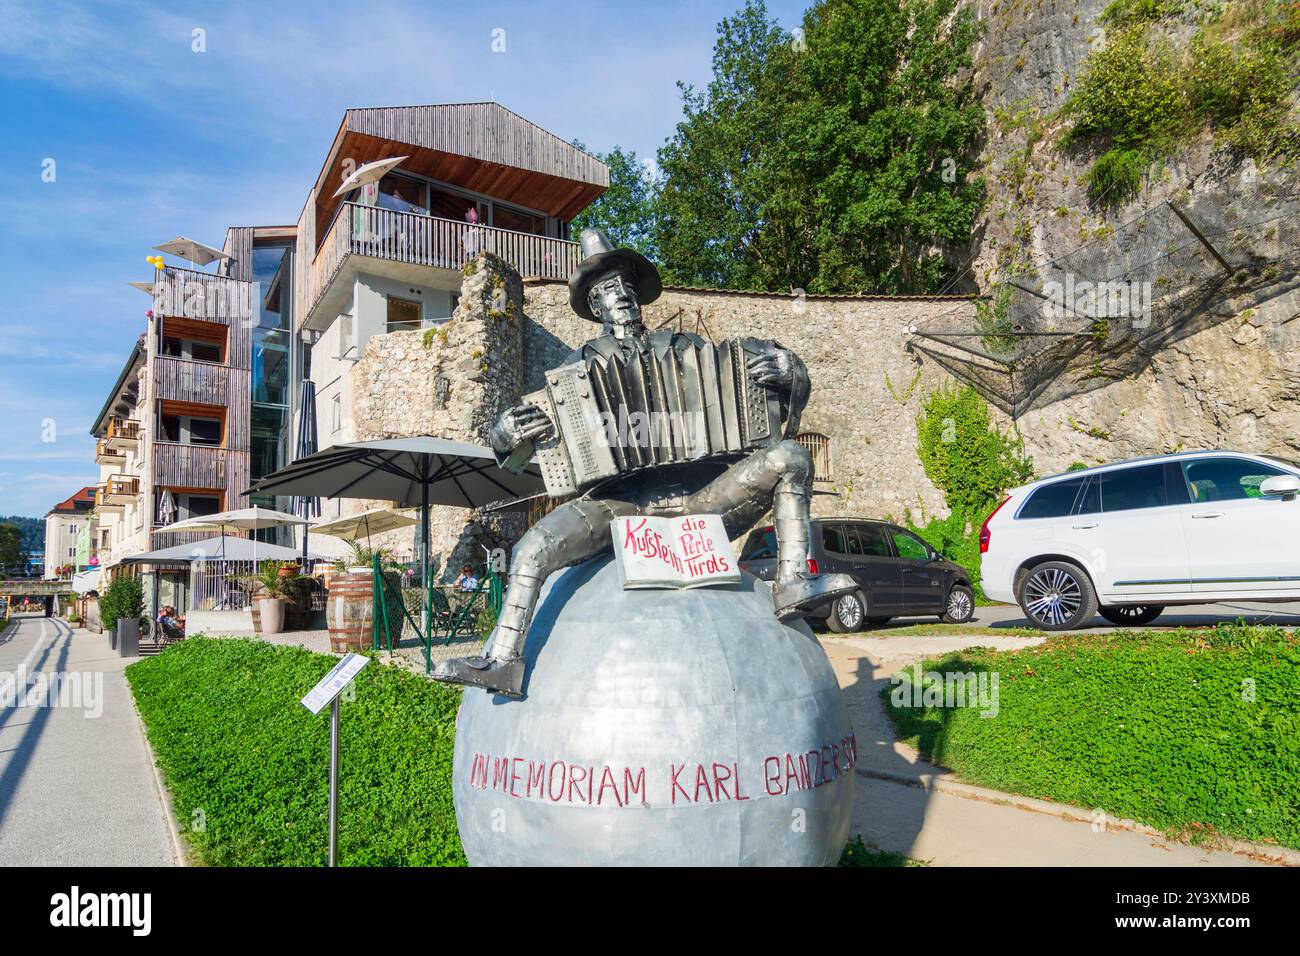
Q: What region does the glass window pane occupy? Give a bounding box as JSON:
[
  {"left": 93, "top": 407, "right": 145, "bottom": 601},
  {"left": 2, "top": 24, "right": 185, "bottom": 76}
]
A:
[
  {"left": 857, "top": 525, "right": 892, "bottom": 557},
  {"left": 741, "top": 528, "right": 776, "bottom": 560},
  {"left": 493, "top": 203, "right": 545, "bottom": 235},
  {"left": 821, "top": 524, "right": 847, "bottom": 554},
  {"left": 1183, "top": 458, "right": 1286, "bottom": 502},
  {"left": 188, "top": 418, "right": 221, "bottom": 446},
  {"left": 387, "top": 296, "right": 422, "bottom": 334},
  {"left": 1102, "top": 464, "right": 1168, "bottom": 512},
  {"left": 1019, "top": 476, "right": 1087, "bottom": 519},
  {"left": 376, "top": 173, "right": 427, "bottom": 213},
  {"left": 890, "top": 529, "right": 929, "bottom": 561}
]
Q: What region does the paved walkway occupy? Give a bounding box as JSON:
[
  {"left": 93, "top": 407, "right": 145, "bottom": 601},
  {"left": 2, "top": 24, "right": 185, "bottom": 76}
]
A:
[
  {"left": 0, "top": 614, "right": 176, "bottom": 865},
  {"left": 823, "top": 636, "right": 1281, "bottom": 867}
]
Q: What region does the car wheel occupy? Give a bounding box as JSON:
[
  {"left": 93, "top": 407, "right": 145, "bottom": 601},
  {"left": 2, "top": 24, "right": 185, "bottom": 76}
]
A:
[
  {"left": 1098, "top": 605, "right": 1164, "bottom": 627},
  {"left": 1017, "top": 561, "right": 1098, "bottom": 631},
  {"left": 827, "top": 591, "right": 867, "bottom": 633},
  {"left": 941, "top": 584, "right": 975, "bottom": 624}
]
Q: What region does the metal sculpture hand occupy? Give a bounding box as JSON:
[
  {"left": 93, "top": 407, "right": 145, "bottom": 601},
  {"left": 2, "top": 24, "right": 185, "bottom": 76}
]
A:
[
  {"left": 490, "top": 403, "right": 554, "bottom": 458},
  {"left": 746, "top": 346, "right": 795, "bottom": 391}
]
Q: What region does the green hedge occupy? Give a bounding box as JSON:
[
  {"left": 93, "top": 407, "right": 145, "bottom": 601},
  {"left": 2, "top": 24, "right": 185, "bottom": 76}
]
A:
[
  {"left": 126, "top": 638, "right": 465, "bottom": 866},
  {"left": 885, "top": 625, "right": 1300, "bottom": 849}
]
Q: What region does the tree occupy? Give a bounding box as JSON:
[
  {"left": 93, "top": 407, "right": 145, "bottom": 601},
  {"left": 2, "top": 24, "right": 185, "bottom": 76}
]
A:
[
  {"left": 569, "top": 143, "right": 660, "bottom": 259},
  {"left": 0, "top": 524, "right": 25, "bottom": 572},
  {"left": 653, "top": 0, "right": 986, "bottom": 294}
]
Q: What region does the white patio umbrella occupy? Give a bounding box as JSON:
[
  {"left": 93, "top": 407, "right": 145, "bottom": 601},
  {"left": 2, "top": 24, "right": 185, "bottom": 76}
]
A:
[
  {"left": 128, "top": 280, "right": 156, "bottom": 294},
  {"left": 311, "top": 507, "right": 419, "bottom": 547},
  {"left": 157, "top": 506, "right": 308, "bottom": 571},
  {"left": 332, "top": 155, "right": 408, "bottom": 198},
  {"left": 153, "top": 236, "right": 231, "bottom": 269}
]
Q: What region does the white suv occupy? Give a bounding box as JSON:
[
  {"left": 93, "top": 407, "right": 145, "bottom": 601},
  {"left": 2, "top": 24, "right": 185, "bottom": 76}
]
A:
[{"left": 980, "top": 451, "right": 1300, "bottom": 630}]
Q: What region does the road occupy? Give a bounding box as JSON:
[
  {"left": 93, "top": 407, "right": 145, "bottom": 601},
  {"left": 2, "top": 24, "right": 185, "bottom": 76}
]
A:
[{"left": 0, "top": 614, "right": 177, "bottom": 865}]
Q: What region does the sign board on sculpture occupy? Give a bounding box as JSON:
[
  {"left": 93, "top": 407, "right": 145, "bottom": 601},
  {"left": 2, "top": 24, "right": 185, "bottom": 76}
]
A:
[{"left": 612, "top": 514, "right": 740, "bottom": 590}]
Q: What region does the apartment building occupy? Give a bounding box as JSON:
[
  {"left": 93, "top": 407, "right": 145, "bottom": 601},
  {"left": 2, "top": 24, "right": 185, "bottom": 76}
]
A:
[
  {"left": 87, "top": 102, "right": 606, "bottom": 572},
  {"left": 42, "top": 486, "right": 96, "bottom": 579},
  {"left": 296, "top": 103, "right": 605, "bottom": 450}
]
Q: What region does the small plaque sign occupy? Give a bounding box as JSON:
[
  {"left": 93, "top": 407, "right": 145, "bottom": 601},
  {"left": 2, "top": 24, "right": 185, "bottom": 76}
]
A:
[
  {"left": 612, "top": 514, "right": 741, "bottom": 590},
  {"left": 301, "top": 652, "right": 370, "bottom": 715}
]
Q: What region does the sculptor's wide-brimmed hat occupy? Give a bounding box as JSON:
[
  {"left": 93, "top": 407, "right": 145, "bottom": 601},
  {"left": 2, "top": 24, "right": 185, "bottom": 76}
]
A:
[{"left": 568, "top": 227, "right": 662, "bottom": 321}]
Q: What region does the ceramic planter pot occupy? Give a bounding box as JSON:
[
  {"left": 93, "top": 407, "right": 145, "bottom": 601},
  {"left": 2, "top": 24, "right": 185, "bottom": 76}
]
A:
[{"left": 258, "top": 597, "right": 287, "bottom": 635}]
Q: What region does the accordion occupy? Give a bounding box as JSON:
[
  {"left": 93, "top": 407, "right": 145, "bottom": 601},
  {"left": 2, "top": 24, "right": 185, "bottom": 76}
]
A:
[{"left": 520, "top": 336, "right": 784, "bottom": 497}]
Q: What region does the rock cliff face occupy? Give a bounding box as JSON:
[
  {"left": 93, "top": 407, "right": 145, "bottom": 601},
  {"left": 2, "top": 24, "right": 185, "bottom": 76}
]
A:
[{"left": 960, "top": 0, "right": 1300, "bottom": 471}]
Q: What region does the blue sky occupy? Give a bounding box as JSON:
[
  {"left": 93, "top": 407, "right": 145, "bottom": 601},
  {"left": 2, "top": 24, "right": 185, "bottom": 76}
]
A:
[{"left": 0, "top": 0, "right": 808, "bottom": 519}]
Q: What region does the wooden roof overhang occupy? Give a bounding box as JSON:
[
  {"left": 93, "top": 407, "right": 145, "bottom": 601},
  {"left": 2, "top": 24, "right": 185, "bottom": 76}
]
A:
[{"left": 310, "top": 105, "right": 608, "bottom": 249}]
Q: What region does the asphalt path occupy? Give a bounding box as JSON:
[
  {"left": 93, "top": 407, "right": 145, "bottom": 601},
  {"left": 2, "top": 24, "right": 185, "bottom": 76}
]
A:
[{"left": 0, "top": 614, "right": 176, "bottom": 865}]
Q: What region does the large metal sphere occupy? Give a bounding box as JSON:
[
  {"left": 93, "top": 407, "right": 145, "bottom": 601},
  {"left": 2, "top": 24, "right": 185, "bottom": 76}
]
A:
[{"left": 453, "top": 556, "right": 855, "bottom": 866}]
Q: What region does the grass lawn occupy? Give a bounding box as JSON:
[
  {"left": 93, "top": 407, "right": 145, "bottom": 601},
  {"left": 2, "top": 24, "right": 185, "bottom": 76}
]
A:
[
  {"left": 126, "top": 637, "right": 465, "bottom": 866},
  {"left": 884, "top": 623, "right": 1300, "bottom": 849}
]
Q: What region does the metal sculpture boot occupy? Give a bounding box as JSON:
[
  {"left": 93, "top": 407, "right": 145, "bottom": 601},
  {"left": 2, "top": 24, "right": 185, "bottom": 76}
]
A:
[
  {"left": 432, "top": 650, "right": 525, "bottom": 698},
  {"left": 772, "top": 572, "right": 857, "bottom": 620}
]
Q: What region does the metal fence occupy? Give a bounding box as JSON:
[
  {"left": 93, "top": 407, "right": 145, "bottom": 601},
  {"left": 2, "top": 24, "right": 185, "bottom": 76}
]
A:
[{"left": 371, "top": 558, "right": 498, "bottom": 673}]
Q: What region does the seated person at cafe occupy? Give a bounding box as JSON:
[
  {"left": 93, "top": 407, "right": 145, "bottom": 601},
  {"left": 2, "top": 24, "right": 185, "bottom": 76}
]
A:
[{"left": 453, "top": 564, "right": 480, "bottom": 592}]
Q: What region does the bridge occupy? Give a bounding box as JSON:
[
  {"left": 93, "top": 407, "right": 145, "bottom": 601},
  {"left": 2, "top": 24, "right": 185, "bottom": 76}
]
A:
[{"left": 0, "top": 579, "right": 76, "bottom": 597}]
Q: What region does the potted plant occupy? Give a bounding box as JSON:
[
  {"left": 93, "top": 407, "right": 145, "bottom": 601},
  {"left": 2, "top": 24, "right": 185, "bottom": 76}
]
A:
[{"left": 255, "top": 560, "right": 299, "bottom": 635}]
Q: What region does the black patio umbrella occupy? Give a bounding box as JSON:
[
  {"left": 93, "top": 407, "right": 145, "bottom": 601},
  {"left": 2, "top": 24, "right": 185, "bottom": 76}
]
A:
[{"left": 246, "top": 436, "right": 544, "bottom": 634}]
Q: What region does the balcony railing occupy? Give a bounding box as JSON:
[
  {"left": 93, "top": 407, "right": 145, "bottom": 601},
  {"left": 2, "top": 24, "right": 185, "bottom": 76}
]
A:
[
  {"left": 98, "top": 475, "right": 139, "bottom": 508},
  {"left": 154, "top": 355, "right": 230, "bottom": 406},
  {"left": 105, "top": 417, "right": 141, "bottom": 451},
  {"left": 154, "top": 442, "right": 227, "bottom": 489},
  {"left": 95, "top": 438, "right": 126, "bottom": 464},
  {"left": 308, "top": 202, "right": 582, "bottom": 320}
]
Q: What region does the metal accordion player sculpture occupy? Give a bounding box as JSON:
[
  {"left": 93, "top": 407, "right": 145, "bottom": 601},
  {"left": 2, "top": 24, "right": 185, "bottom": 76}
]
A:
[{"left": 433, "top": 228, "right": 855, "bottom": 697}]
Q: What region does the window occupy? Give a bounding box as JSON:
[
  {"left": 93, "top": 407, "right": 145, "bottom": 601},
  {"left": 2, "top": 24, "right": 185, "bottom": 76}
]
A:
[
  {"left": 796, "top": 432, "right": 832, "bottom": 482},
  {"left": 741, "top": 528, "right": 777, "bottom": 560},
  {"left": 181, "top": 494, "right": 221, "bottom": 519},
  {"left": 1019, "top": 476, "right": 1093, "bottom": 519},
  {"left": 387, "top": 296, "right": 422, "bottom": 334},
  {"left": 843, "top": 527, "right": 864, "bottom": 556},
  {"left": 376, "top": 173, "right": 427, "bottom": 214},
  {"left": 1183, "top": 458, "right": 1288, "bottom": 502},
  {"left": 1101, "top": 464, "right": 1168, "bottom": 512},
  {"left": 332, "top": 394, "right": 342, "bottom": 433},
  {"left": 890, "top": 528, "right": 930, "bottom": 561},
  {"left": 855, "top": 524, "right": 893, "bottom": 557},
  {"left": 492, "top": 203, "right": 546, "bottom": 235},
  {"left": 161, "top": 414, "right": 222, "bottom": 446},
  {"left": 821, "top": 524, "right": 847, "bottom": 554}
]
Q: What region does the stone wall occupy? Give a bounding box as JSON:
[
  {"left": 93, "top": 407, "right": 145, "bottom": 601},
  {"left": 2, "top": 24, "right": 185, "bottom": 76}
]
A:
[
  {"left": 348, "top": 254, "right": 528, "bottom": 577},
  {"left": 521, "top": 281, "right": 982, "bottom": 524}
]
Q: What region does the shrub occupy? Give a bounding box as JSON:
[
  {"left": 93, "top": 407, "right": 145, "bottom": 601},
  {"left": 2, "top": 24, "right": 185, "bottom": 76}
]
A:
[
  {"left": 100, "top": 575, "right": 144, "bottom": 635},
  {"left": 1086, "top": 147, "right": 1148, "bottom": 204},
  {"left": 916, "top": 384, "right": 1034, "bottom": 521},
  {"left": 1063, "top": 27, "right": 1186, "bottom": 152},
  {"left": 911, "top": 385, "right": 1033, "bottom": 602},
  {"left": 1099, "top": 0, "right": 1183, "bottom": 28},
  {"left": 885, "top": 628, "right": 1300, "bottom": 849},
  {"left": 126, "top": 638, "right": 465, "bottom": 866}
]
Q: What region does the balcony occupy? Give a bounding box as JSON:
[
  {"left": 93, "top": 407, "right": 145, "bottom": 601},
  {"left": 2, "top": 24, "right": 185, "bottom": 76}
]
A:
[
  {"left": 95, "top": 438, "right": 126, "bottom": 466},
  {"left": 305, "top": 202, "right": 582, "bottom": 330},
  {"left": 97, "top": 474, "right": 139, "bottom": 511},
  {"left": 154, "top": 355, "right": 230, "bottom": 406},
  {"left": 105, "top": 417, "right": 141, "bottom": 453},
  {"left": 154, "top": 442, "right": 227, "bottom": 489}
]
